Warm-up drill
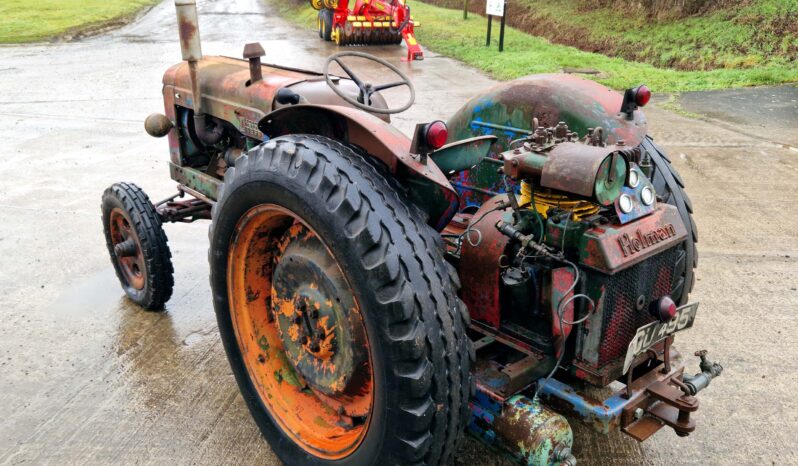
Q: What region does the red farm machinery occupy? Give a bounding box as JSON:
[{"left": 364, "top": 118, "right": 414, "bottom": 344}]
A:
[{"left": 312, "top": 0, "right": 424, "bottom": 61}]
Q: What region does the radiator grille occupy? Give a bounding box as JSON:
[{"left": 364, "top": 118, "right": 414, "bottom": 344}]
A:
[{"left": 590, "top": 247, "right": 679, "bottom": 367}]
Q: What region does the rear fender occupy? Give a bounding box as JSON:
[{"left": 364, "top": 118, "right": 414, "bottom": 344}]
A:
[
  {"left": 258, "top": 104, "right": 460, "bottom": 230},
  {"left": 430, "top": 135, "right": 497, "bottom": 175}
]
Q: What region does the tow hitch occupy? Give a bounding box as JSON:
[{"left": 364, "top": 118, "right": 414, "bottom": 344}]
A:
[
  {"left": 626, "top": 349, "right": 723, "bottom": 439},
  {"left": 538, "top": 348, "right": 723, "bottom": 442}
]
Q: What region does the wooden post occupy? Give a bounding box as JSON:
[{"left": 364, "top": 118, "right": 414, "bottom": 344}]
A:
[{"left": 463, "top": 0, "right": 468, "bottom": 19}]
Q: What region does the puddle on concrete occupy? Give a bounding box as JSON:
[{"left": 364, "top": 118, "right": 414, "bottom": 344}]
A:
[{"left": 50, "top": 267, "right": 129, "bottom": 320}]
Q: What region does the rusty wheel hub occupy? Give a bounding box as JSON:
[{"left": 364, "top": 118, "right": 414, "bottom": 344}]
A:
[
  {"left": 109, "top": 208, "right": 145, "bottom": 290},
  {"left": 272, "top": 224, "right": 367, "bottom": 395},
  {"left": 227, "top": 206, "right": 373, "bottom": 459}
]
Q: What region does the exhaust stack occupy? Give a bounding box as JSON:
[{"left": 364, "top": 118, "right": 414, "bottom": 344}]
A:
[{"left": 174, "top": 0, "right": 223, "bottom": 145}]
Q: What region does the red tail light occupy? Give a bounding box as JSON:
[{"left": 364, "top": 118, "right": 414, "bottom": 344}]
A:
[
  {"left": 654, "top": 296, "right": 677, "bottom": 322},
  {"left": 634, "top": 85, "right": 651, "bottom": 107},
  {"left": 425, "top": 121, "right": 448, "bottom": 150},
  {"left": 621, "top": 84, "right": 651, "bottom": 118}
]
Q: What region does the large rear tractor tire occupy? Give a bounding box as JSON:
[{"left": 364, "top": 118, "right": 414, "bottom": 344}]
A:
[
  {"left": 642, "top": 136, "right": 698, "bottom": 305},
  {"left": 209, "top": 135, "right": 473, "bottom": 465},
  {"left": 102, "top": 182, "right": 174, "bottom": 310}
]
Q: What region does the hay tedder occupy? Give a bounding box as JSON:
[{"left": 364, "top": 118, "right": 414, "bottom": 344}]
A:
[
  {"left": 101, "top": 1, "right": 724, "bottom": 464},
  {"left": 311, "top": 0, "right": 423, "bottom": 61}
]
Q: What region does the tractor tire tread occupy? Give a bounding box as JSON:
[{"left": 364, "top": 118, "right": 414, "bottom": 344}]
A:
[
  {"left": 101, "top": 182, "right": 173, "bottom": 310},
  {"left": 642, "top": 136, "right": 698, "bottom": 302},
  {"left": 209, "top": 135, "right": 471, "bottom": 466}
]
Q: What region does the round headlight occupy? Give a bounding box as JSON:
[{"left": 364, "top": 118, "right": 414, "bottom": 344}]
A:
[
  {"left": 619, "top": 194, "right": 634, "bottom": 213},
  {"left": 641, "top": 186, "right": 655, "bottom": 206},
  {"left": 628, "top": 169, "right": 640, "bottom": 188}
]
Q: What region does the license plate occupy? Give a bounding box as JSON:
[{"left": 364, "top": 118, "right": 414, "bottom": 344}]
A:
[{"left": 623, "top": 302, "right": 699, "bottom": 374}]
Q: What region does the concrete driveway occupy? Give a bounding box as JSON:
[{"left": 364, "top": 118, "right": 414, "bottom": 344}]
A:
[{"left": 0, "top": 0, "right": 796, "bottom": 464}]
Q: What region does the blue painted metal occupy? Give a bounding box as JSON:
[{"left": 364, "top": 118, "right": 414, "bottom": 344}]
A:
[{"left": 537, "top": 377, "right": 631, "bottom": 434}]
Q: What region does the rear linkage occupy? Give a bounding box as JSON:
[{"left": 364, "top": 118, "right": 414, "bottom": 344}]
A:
[{"left": 461, "top": 119, "right": 723, "bottom": 464}]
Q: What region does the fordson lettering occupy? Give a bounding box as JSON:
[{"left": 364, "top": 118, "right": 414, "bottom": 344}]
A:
[{"left": 618, "top": 223, "right": 677, "bottom": 257}]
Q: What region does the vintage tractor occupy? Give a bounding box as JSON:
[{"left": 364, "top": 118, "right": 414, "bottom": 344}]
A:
[
  {"left": 312, "top": 0, "right": 424, "bottom": 61},
  {"left": 101, "top": 1, "right": 723, "bottom": 464}
]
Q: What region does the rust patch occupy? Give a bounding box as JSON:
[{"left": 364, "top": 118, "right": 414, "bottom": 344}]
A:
[{"left": 226, "top": 205, "right": 373, "bottom": 459}]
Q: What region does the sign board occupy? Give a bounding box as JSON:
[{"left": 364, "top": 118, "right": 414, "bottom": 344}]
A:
[{"left": 486, "top": 0, "right": 504, "bottom": 17}]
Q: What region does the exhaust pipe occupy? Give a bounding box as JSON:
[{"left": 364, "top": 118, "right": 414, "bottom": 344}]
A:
[{"left": 174, "top": 0, "right": 223, "bottom": 145}]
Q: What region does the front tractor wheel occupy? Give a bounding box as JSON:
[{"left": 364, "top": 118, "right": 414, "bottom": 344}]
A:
[
  {"left": 209, "top": 135, "right": 472, "bottom": 465},
  {"left": 101, "top": 182, "right": 174, "bottom": 310}
]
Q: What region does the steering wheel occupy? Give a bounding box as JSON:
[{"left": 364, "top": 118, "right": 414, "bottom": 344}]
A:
[{"left": 323, "top": 51, "right": 415, "bottom": 115}]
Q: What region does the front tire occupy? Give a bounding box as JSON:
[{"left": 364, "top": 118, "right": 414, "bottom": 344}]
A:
[
  {"left": 209, "top": 135, "right": 472, "bottom": 465},
  {"left": 101, "top": 182, "right": 173, "bottom": 310}
]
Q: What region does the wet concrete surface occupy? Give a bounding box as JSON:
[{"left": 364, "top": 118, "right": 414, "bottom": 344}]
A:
[
  {"left": 0, "top": 0, "right": 796, "bottom": 465},
  {"left": 678, "top": 85, "right": 798, "bottom": 148}
]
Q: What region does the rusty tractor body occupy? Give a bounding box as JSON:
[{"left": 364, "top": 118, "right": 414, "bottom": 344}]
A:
[
  {"left": 312, "top": 0, "right": 423, "bottom": 61},
  {"left": 101, "top": 2, "right": 722, "bottom": 465}
]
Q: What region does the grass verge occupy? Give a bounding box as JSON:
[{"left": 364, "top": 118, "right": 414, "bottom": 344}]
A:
[
  {"left": 424, "top": 0, "right": 798, "bottom": 72},
  {"left": 0, "top": 0, "right": 160, "bottom": 44},
  {"left": 273, "top": 0, "right": 798, "bottom": 92}
]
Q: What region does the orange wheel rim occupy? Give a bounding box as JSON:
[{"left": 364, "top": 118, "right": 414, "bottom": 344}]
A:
[
  {"left": 227, "top": 205, "right": 373, "bottom": 459},
  {"left": 109, "top": 208, "right": 145, "bottom": 290}
]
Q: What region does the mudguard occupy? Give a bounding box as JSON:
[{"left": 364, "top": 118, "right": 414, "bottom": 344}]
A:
[
  {"left": 445, "top": 74, "right": 648, "bottom": 208},
  {"left": 259, "top": 104, "right": 461, "bottom": 230}
]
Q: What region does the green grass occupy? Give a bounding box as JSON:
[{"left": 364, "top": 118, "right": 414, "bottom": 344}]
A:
[
  {"left": 465, "top": 0, "right": 798, "bottom": 71},
  {"left": 0, "top": 0, "right": 160, "bottom": 44},
  {"left": 275, "top": 0, "right": 798, "bottom": 92}
]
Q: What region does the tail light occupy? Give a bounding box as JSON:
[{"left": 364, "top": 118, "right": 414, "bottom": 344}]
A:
[
  {"left": 633, "top": 85, "right": 651, "bottom": 107},
  {"left": 410, "top": 120, "right": 448, "bottom": 155},
  {"left": 425, "top": 121, "right": 448, "bottom": 149},
  {"left": 653, "top": 296, "right": 677, "bottom": 322},
  {"left": 620, "top": 84, "right": 652, "bottom": 118}
]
